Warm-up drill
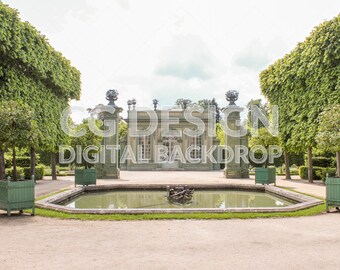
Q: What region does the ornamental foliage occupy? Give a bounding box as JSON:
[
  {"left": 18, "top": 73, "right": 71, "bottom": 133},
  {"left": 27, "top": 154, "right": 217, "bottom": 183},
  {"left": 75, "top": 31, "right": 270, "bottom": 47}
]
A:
[
  {"left": 316, "top": 105, "right": 340, "bottom": 152},
  {"left": 259, "top": 14, "right": 340, "bottom": 152},
  {"left": 0, "top": 2, "right": 81, "bottom": 151}
]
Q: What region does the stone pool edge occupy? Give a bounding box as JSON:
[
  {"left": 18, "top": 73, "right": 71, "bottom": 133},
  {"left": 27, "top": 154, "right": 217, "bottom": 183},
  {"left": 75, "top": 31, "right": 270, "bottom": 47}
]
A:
[{"left": 35, "top": 184, "right": 323, "bottom": 214}]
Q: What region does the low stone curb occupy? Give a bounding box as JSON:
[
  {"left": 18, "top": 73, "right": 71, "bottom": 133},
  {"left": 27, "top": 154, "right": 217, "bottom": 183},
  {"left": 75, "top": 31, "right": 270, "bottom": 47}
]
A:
[{"left": 36, "top": 183, "right": 323, "bottom": 214}]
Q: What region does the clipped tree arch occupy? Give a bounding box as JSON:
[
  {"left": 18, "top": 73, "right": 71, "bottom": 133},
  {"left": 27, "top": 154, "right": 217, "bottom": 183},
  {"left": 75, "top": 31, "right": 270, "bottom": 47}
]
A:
[
  {"left": 260, "top": 13, "right": 340, "bottom": 182},
  {"left": 0, "top": 3, "right": 81, "bottom": 179}
]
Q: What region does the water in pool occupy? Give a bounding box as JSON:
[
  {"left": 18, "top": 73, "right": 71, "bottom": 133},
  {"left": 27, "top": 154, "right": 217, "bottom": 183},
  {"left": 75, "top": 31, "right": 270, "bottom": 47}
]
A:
[{"left": 64, "top": 190, "right": 293, "bottom": 209}]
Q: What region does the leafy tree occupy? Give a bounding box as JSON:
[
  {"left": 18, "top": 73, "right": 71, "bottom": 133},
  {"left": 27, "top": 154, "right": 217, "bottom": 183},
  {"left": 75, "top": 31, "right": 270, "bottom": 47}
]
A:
[
  {"left": 197, "top": 99, "right": 210, "bottom": 109},
  {"left": 197, "top": 98, "right": 221, "bottom": 123},
  {"left": 175, "top": 98, "right": 192, "bottom": 109},
  {"left": 316, "top": 105, "right": 340, "bottom": 177},
  {"left": 119, "top": 120, "right": 128, "bottom": 141},
  {"left": 0, "top": 3, "right": 81, "bottom": 180},
  {"left": 249, "top": 127, "right": 280, "bottom": 168},
  {"left": 210, "top": 98, "right": 221, "bottom": 123},
  {"left": 246, "top": 98, "right": 269, "bottom": 129},
  {"left": 216, "top": 123, "right": 225, "bottom": 145},
  {"left": 260, "top": 14, "right": 340, "bottom": 182},
  {"left": 71, "top": 120, "right": 102, "bottom": 169},
  {"left": 0, "top": 101, "right": 39, "bottom": 180}
]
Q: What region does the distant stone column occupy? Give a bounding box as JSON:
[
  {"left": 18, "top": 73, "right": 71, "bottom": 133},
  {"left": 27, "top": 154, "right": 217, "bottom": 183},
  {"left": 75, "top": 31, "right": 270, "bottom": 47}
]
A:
[
  {"left": 223, "top": 90, "right": 249, "bottom": 178},
  {"left": 96, "top": 89, "right": 122, "bottom": 179}
]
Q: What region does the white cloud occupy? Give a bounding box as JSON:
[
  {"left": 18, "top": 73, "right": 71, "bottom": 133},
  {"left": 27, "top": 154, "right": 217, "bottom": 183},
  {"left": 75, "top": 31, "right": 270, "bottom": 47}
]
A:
[
  {"left": 4, "top": 0, "right": 340, "bottom": 123},
  {"left": 155, "top": 34, "right": 225, "bottom": 80}
]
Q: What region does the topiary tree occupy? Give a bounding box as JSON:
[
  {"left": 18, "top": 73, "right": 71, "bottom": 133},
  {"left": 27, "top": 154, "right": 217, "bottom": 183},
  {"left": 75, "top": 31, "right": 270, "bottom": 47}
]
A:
[
  {"left": 0, "top": 3, "right": 81, "bottom": 180},
  {"left": 0, "top": 100, "right": 39, "bottom": 180},
  {"left": 260, "top": 13, "right": 340, "bottom": 182},
  {"left": 316, "top": 105, "right": 340, "bottom": 177}
]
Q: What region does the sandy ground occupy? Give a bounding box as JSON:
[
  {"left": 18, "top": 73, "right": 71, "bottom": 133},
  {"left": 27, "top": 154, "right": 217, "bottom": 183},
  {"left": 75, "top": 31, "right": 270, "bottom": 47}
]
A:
[
  {"left": 1, "top": 214, "right": 340, "bottom": 270},
  {"left": 0, "top": 171, "right": 335, "bottom": 269}
]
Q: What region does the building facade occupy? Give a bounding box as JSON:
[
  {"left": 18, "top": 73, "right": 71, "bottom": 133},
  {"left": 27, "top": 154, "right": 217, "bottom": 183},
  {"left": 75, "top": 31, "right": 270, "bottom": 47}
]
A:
[{"left": 120, "top": 108, "right": 221, "bottom": 171}]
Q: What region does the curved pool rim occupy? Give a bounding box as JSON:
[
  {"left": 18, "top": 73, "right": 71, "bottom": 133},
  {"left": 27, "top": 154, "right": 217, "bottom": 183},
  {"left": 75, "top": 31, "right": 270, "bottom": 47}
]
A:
[{"left": 36, "top": 184, "right": 323, "bottom": 214}]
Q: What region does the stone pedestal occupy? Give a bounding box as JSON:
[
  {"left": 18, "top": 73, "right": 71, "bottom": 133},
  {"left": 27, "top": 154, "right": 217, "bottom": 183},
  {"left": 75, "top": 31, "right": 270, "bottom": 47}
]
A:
[
  {"left": 96, "top": 107, "right": 121, "bottom": 179},
  {"left": 95, "top": 90, "right": 122, "bottom": 179},
  {"left": 223, "top": 105, "right": 249, "bottom": 179}
]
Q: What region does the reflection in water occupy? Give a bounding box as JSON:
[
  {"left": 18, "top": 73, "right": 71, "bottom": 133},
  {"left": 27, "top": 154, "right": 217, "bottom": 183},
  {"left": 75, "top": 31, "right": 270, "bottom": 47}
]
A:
[{"left": 64, "top": 190, "right": 293, "bottom": 209}]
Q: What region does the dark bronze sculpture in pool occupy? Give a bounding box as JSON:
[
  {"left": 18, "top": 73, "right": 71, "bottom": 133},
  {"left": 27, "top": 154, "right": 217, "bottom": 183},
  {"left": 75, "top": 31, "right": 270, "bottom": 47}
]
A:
[{"left": 166, "top": 185, "right": 194, "bottom": 205}]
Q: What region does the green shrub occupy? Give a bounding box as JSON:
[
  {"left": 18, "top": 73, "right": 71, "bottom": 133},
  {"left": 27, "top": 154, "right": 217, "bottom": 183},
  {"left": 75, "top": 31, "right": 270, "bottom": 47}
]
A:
[
  {"left": 23, "top": 165, "right": 45, "bottom": 180},
  {"left": 299, "top": 166, "right": 323, "bottom": 180},
  {"left": 311, "top": 157, "right": 335, "bottom": 168},
  {"left": 315, "top": 168, "right": 337, "bottom": 182},
  {"left": 290, "top": 168, "right": 299, "bottom": 175},
  {"left": 15, "top": 156, "right": 31, "bottom": 167},
  {"left": 4, "top": 157, "right": 12, "bottom": 168},
  {"left": 4, "top": 155, "right": 41, "bottom": 168},
  {"left": 5, "top": 167, "right": 25, "bottom": 180},
  {"left": 58, "top": 166, "right": 70, "bottom": 172}
]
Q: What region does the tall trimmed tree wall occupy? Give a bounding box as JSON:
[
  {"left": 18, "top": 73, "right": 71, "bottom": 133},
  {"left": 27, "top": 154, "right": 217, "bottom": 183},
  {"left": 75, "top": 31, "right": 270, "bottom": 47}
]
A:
[
  {"left": 0, "top": 3, "right": 81, "bottom": 179},
  {"left": 260, "top": 14, "right": 340, "bottom": 182}
]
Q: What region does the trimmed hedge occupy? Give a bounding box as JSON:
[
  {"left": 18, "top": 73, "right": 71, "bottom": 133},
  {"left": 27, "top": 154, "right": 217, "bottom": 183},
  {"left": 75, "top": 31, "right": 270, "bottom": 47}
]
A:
[
  {"left": 316, "top": 168, "right": 337, "bottom": 182},
  {"left": 0, "top": 3, "right": 81, "bottom": 99},
  {"left": 299, "top": 166, "right": 337, "bottom": 181},
  {"left": 23, "top": 165, "right": 45, "bottom": 180},
  {"left": 5, "top": 165, "right": 45, "bottom": 180},
  {"left": 299, "top": 166, "right": 323, "bottom": 180},
  {"left": 0, "top": 3, "right": 81, "bottom": 153},
  {"left": 5, "top": 155, "right": 40, "bottom": 168},
  {"left": 290, "top": 168, "right": 299, "bottom": 175},
  {"left": 15, "top": 156, "right": 31, "bottom": 167},
  {"left": 5, "top": 166, "right": 24, "bottom": 179},
  {"left": 311, "top": 157, "right": 335, "bottom": 168}
]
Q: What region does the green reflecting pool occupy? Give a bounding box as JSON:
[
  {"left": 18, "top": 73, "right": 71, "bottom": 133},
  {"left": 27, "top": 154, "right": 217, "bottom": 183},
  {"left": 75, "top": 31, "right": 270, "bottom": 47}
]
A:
[{"left": 64, "top": 190, "right": 293, "bottom": 209}]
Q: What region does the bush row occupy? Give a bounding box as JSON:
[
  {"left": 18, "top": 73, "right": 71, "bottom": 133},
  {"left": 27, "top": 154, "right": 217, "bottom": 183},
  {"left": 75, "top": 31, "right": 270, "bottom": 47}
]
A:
[
  {"left": 299, "top": 166, "right": 337, "bottom": 181},
  {"left": 5, "top": 165, "right": 45, "bottom": 180},
  {"left": 5, "top": 156, "right": 39, "bottom": 168},
  {"left": 311, "top": 157, "right": 336, "bottom": 168}
]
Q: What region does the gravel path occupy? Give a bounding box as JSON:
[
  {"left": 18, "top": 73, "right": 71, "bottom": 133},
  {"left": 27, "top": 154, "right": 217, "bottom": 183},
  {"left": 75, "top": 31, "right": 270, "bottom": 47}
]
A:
[
  {"left": 0, "top": 171, "right": 334, "bottom": 269},
  {"left": 1, "top": 214, "right": 340, "bottom": 270}
]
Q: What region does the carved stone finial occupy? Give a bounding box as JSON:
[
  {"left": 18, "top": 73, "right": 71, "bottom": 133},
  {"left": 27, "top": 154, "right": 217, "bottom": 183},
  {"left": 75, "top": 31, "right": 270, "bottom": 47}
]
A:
[
  {"left": 131, "top": 98, "right": 137, "bottom": 110},
  {"left": 225, "top": 90, "right": 239, "bottom": 106},
  {"left": 106, "top": 89, "right": 119, "bottom": 106},
  {"left": 127, "top": 99, "right": 132, "bottom": 111},
  {"left": 153, "top": 99, "right": 159, "bottom": 110}
]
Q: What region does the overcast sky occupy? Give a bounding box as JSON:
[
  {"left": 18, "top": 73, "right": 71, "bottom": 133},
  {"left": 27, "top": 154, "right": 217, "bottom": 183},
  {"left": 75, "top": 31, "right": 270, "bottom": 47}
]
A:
[{"left": 4, "top": 0, "right": 340, "bottom": 120}]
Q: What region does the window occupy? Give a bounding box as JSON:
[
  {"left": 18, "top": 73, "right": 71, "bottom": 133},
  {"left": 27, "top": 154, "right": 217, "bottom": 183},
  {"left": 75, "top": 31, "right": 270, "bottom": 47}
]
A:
[
  {"left": 189, "top": 135, "right": 202, "bottom": 159},
  {"left": 138, "top": 135, "right": 151, "bottom": 160}
]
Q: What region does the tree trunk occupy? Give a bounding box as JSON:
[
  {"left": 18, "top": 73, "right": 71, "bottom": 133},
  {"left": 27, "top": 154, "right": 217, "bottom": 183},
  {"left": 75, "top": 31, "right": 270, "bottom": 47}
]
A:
[
  {"left": 284, "top": 151, "right": 291, "bottom": 180},
  {"left": 51, "top": 152, "right": 57, "bottom": 180},
  {"left": 307, "top": 146, "right": 313, "bottom": 183},
  {"left": 0, "top": 149, "right": 5, "bottom": 180},
  {"left": 12, "top": 147, "right": 17, "bottom": 181},
  {"left": 30, "top": 147, "right": 36, "bottom": 182},
  {"left": 336, "top": 151, "right": 340, "bottom": 178}
]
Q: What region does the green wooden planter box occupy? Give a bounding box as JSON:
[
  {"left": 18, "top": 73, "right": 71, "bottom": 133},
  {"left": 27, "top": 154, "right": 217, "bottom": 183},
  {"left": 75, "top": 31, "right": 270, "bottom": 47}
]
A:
[
  {"left": 0, "top": 179, "right": 35, "bottom": 216},
  {"left": 75, "top": 169, "right": 97, "bottom": 187},
  {"left": 255, "top": 167, "right": 276, "bottom": 185},
  {"left": 326, "top": 177, "right": 340, "bottom": 212}
]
